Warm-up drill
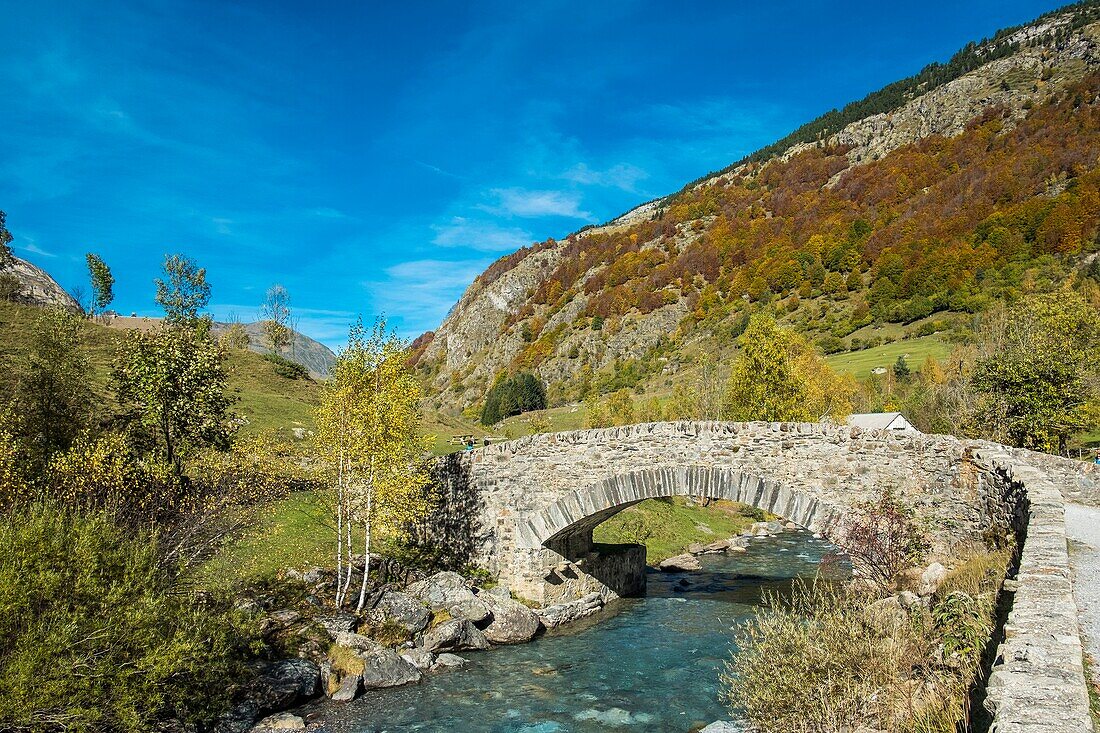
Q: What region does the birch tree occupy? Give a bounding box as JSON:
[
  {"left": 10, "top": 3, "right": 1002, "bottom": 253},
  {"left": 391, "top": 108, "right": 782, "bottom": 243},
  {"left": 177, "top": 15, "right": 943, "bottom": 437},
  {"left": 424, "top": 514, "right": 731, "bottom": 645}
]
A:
[
  {"left": 315, "top": 317, "right": 430, "bottom": 610},
  {"left": 260, "top": 284, "right": 292, "bottom": 355}
]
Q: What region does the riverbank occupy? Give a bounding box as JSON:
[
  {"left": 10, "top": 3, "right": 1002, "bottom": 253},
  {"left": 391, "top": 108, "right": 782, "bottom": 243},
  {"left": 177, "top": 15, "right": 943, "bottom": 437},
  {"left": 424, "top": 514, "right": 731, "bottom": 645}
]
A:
[
  {"left": 222, "top": 526, "right": 807, "bottom": 732},
  {"left": 291, "top": 531, "right": 839, "bottom": 732}
]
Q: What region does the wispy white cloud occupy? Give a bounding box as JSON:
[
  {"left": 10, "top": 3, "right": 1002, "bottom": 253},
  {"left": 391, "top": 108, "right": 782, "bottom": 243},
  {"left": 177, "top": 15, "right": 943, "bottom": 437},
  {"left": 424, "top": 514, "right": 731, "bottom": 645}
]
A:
[
  {"left": 363, "top": 257, "right": 495, "bottom": 337},
  {"left": 560, "top": 162, "right": 649, "bottom": 193},
  {"left": 431, "top": 217, "right": 533, "bottom": 252},
  {"left": 16, "top": 240, "right": 56, "bottom": 258},
  {"left": 413, "top": 159, "right": 465, "bottom": 180},
  {"left": 483, "top": 187, "right": 594, "bottom": 220}
]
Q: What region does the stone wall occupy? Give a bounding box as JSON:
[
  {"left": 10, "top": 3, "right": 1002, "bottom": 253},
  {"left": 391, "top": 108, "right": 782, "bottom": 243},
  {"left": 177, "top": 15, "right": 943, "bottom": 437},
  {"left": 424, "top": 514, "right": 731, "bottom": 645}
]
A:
[{"left": 972, "top": 446, "right": 1095, "bottom": 732}]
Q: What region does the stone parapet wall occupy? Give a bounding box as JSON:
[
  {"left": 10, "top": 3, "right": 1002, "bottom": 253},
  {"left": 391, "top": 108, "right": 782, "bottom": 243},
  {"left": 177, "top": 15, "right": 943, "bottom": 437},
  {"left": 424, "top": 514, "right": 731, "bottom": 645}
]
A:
[
  {"left": 1007, "top": 446, "right": 1100, "bottom": 506},
  {"left": 972, "top": 446, "right": 1094, "bottom": 732}
]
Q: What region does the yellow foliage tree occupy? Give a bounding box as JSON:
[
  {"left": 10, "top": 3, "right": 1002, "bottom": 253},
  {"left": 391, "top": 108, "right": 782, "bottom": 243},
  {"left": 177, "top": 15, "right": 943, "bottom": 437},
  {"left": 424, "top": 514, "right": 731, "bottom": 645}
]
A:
[
  {"left": 315, "top": 317, "right": 431, "bottom": 610},
  {"left": 723, "top": 314, "right": 855, "bottom": 422}
]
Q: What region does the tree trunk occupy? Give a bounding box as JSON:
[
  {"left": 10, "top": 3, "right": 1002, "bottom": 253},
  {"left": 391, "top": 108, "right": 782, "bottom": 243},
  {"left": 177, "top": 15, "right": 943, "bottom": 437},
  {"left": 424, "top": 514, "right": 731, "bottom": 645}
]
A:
[
  {"left": 355, "top": 482, "right": 374, "bottom": 611},
  {"left": 335, "top": 452, "right": 344, "bottom": 604}
]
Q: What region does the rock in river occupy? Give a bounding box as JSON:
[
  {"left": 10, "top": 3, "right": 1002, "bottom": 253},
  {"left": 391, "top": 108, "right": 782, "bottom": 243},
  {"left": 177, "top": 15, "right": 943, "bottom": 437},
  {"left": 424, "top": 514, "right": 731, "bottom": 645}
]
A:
[
  {"left": 658, "top": 554, "right": 702, "bottom": 572},
  {"left": 359, "top": 645, "right": 422, "bottom": 690},
  {"left": 421, "top": 618, "right": 490, "bottom": 653},
  {"left": 406, "top": 571, "right": 490, "bottom": 623},
  {"left": 400, "top": 647, "right": 435, "bottom": 670},
  {"left": 480, "top": 592, "right": 541, "bottom": 644}
]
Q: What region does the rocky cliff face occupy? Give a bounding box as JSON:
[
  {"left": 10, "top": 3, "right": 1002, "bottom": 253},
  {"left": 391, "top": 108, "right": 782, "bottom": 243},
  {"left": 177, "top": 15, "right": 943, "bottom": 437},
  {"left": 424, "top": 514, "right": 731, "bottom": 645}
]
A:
[
  {"left": 419, "top": 7, "right": 1100, "bottom": 410},
  {"left": 4, "top": 256, "right": 81, "bottom": 311}
]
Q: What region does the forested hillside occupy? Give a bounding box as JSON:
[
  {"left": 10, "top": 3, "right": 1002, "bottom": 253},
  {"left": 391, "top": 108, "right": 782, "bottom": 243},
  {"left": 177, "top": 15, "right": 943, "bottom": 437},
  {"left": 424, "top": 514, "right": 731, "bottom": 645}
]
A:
[{"left": 415, "top": 5, "right": 1100, "bottom": 419}]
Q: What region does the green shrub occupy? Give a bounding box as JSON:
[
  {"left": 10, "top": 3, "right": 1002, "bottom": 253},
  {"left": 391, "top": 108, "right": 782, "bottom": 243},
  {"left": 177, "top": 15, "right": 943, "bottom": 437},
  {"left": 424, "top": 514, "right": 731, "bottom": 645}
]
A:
[
  {"left": 739, "top": 505, "right": 768, "bottom": 521},
  {"left": 0, "top": 505, "right": 260, "bottom": 732},
  {"left": 480, "top": 372, "right": 546, "bottom": 425},
  {"left": 262, "top": 352, "right": 310, "bottom": 380}
]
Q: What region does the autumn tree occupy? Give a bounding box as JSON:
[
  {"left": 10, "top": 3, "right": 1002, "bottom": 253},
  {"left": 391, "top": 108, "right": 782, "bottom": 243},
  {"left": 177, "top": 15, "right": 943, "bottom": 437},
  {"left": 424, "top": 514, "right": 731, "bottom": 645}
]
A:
[
  {"left": 111, "top": 324, "right": 235, "bottom": 473},
  {"left": 663, "top": 383, "right": 701, "bottom": 421},
  {"left": 606, "top": 389, "right": 635, "bottom": 425},
  {"left": 723, "top": 314, "right": 855, "bottom": 422},
  {"left": 0, "top": 210, "right": 13, "bottom": 268},
  {"left": 219, "top": 315, "right": 251, "bottom": 350},
  {"left": 0, "top": 211, "right": 21, "bottom": 302},
  {"left": 155, "top": 254, "right": 210, "bottom": 325},
  {"left": 972, "top": 291, "right": 1100, "bottom": 452},
  {"left": 315, "top": 317, "right": 430, "bottom": 610},
  {"left": 260, "top": 284, "right": 292, "bottom": 355},
  {"left": 584, "top": 393, "right": 611, "bottom": 429},
  {"left": 8, "top": 308, "right": 94, "bottom": 466},
  {"left": 85, "top": 253, "right": 115, "bottom": 320}
]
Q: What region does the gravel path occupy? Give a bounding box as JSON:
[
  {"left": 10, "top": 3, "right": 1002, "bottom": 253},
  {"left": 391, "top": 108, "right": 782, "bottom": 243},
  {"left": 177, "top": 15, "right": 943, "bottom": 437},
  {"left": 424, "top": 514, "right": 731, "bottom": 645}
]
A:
[{"left": 1065, "top": 502, "right": 1100, "bottom": 677}]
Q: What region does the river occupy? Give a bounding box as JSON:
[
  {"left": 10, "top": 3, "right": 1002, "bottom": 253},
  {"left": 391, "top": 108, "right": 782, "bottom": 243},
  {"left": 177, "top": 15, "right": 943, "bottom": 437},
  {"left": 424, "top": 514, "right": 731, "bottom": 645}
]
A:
[{"left": 301, "top": 529, "right": 843, "bottom": 733}]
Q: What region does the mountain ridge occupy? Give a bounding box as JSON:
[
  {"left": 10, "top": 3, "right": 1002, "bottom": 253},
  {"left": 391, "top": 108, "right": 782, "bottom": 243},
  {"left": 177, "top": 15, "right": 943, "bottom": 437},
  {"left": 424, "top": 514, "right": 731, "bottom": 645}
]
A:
[{"left": 416, "top": 2, "right": 1100, "bottom": 413}]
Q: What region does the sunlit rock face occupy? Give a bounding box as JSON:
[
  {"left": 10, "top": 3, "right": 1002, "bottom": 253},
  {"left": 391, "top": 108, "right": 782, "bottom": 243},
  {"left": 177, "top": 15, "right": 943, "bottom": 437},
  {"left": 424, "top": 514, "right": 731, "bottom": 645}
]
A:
[{"left": 5, "top": 256, "right": 80, "bottom": 311}]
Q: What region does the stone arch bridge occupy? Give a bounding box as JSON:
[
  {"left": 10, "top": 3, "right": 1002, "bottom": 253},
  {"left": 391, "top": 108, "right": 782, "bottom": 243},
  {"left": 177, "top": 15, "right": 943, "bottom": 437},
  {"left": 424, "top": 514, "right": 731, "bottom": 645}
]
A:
[{"left": 423, "top": 421, "right": 1100, "bottom": 732}]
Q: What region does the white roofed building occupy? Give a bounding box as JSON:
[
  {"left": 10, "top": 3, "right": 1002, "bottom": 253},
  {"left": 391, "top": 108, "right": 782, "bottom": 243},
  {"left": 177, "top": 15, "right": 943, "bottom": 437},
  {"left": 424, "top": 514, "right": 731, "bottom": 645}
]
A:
[{"left": 846, "top": 412, "right": 919, "bottom": 434}]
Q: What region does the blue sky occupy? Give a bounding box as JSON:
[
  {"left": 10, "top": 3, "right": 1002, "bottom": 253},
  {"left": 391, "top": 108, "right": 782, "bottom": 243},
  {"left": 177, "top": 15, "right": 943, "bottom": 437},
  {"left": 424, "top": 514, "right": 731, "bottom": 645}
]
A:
[{"left": 0, "top": 0, "right": 1065, "bottom": 349}]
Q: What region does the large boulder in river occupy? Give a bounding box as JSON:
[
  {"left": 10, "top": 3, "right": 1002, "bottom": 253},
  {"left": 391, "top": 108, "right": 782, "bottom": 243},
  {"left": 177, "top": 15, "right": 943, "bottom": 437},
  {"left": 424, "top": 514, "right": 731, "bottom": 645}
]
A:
[
  {"left": 480, "top": 592, "right": 541, "bottom": 644},
  {"left": 421, "top": 618, "right": 490, "bottom": 653},
  {"left": 370, "top": 590, "right": 431, "bottom": 634},
  {"left": 250, "top": 713, "right": 306, "bottom": 732},
  {"left": 406, "top": 571, "right": 489, "bottom": 623},
  {"left": 400, "top": 647, "right": 435, "bottom": 670},
  {"left": 537, "top": 592, "right": 603, "bottom": 629},
  {"left": 359, "top": 644, "right": 422, "bottom": 690},
  {"left": 328, "top": 636, "right": 421, "bottom": 696},
  {"left": 658, "top": 554, "right": 702, "bottom": 572},
  {"left": 330, "top": 673, "right": 360, "bottom": 702}
]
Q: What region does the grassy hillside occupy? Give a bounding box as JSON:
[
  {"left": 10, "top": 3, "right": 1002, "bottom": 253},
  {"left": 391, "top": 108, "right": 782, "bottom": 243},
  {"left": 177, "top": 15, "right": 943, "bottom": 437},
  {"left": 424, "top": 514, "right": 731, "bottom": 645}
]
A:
[
  {"left": 416, "top": 26, "right": 1100, "bottom": 414},
  {"left": 824, "top": 335, "right": 951, "bottom": 380},
  {"left": 201, "top": 491, "right": 334, "bottom": 585},
  {"left": 0, "top": 301, "right": 320, "bottom": 439}
]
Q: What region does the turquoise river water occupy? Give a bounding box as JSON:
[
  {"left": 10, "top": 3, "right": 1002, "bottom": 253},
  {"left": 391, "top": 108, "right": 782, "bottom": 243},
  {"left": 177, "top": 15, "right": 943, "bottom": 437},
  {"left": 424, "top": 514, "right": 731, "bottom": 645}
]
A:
[{"left": 303, "top": 530, "right": 842, "bottom": 733}]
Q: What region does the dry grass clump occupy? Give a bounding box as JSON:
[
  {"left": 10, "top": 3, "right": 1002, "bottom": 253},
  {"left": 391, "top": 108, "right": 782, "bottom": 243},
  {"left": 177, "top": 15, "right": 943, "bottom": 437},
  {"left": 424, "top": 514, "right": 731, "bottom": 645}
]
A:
[{"left": 724, "top": 545, "right": 1012, "bottom": 733}]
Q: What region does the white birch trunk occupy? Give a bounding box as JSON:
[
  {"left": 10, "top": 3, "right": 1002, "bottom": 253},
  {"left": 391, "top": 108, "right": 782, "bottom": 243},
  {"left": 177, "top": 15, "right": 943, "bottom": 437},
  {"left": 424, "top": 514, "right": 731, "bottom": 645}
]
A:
[
  {"left": 335, "top": 450, "right": 344, "bottom": 603},
  {"left": 355, "top": 471, "right": 374, "bottom": 611}
]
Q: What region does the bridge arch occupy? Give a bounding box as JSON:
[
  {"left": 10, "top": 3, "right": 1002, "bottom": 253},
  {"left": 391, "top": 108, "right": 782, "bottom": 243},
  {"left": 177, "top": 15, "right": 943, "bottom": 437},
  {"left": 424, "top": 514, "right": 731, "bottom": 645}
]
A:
[{"left": 519, "top": 465, "right": 843, "bottom": 552}]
